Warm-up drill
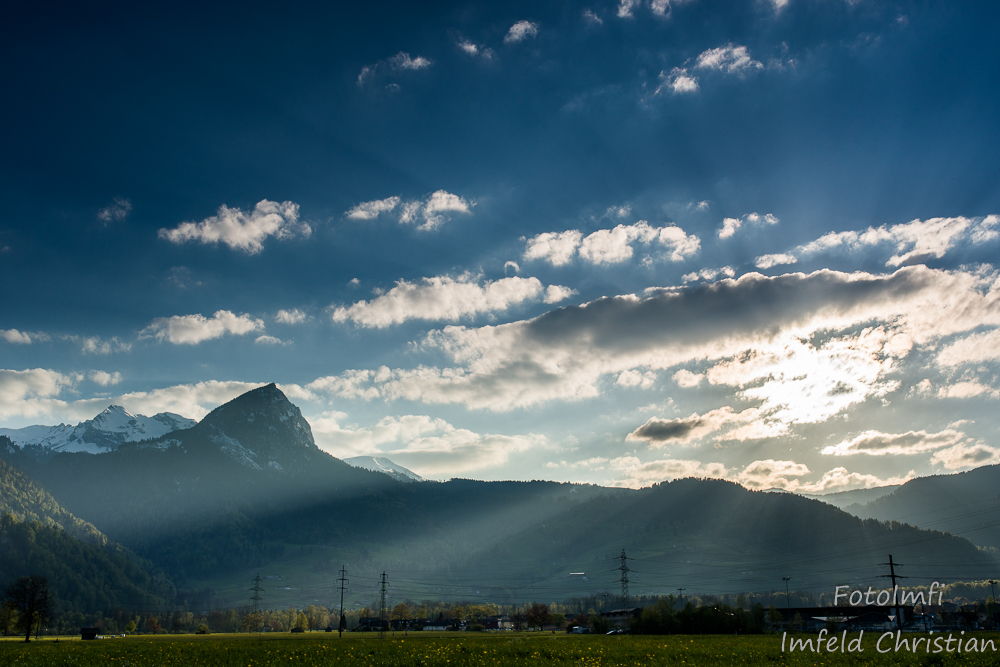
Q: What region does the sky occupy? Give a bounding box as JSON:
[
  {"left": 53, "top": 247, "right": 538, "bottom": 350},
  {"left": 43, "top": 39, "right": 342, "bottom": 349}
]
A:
[{"left": 2, "top": 0, "right": 999, "bottom": 490}]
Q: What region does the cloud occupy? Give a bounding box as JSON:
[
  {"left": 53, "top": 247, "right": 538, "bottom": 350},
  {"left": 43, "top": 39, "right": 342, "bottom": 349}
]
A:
[
  {"left": 310, "top": 412, "right": 542, "bottom": 477},
  {"left": 97, "top": 197, "right": 132, "bottom": 224},
  {"left": 695, "top": 44, "right": 764, "bottom": 75},
  {"left": 718, "top": 212, "right": 779, "bottom": 239},
  {"left": 1, "top": 329, "right": 42, "bottom": 344},
  {"left": 609, "top": 456, "right": 727, "bottom": 488},
  {"left": 736, "top": 459, "right": 810, "bottom": 490},
  {"left": 254, "top": 335, "right": 285, "bottom": 345},
  {"left": 616, "top": 369, "right": 656, "bottom": 389},
  {"left": 457, "top": 39, "right": 495, "bottom": 61},
  {"left": 504, "top": 261, "right": 520, "bottom": 274},
  {"left": 345, "top": 196, "right": 400, "bottom": 220},
  {"left": 931, "top": 442, "right": 1000, "bottom": 471},
  {"left": 672, "top": 369, "right": 704, "bottom": 387},
  {"left": 68, "top": 335, "right": 131, "bottom": 355},
  {"left": 275, "top": 309, "right": 309, "bottom": 325},
  {"left": 159, "top": 200, "right": 308, "bottom": 254},
  {"left": 627, "top": 407, "right": 745, "bottom": 445},
  {"left": 937, "top": 328, "right": 1000, "bottom": 366},
  {"left": 89, "top": 370, "right": 122, "bottom": 386},
  {"left": 655, "top": 67, "right": 699, "bottom": 95},
  {"left": 934, "top": 379, "right": 1000, "bottom": 399},
  {"left": 524, "top": 221, "right": 699, "bottom": 266},
  {"left": 307, "top": 265, "right": 1000, "bottom": 413},
  {"left": 798, "top": 215, "right": 999, "bottom": 267},
  {"left": 0, "top": 368, "right": 77, "bottom": 419},
  {"left": 357, "top": 52, "right": 432, "bottom": 87},
  {"left": 755, "top": 254, "right": 798, "bottom": 269},
  {"left": 821, "top": 429, "right": 966, "bottom": 456},
  {"left": 504, "top": 21, "right": 539, "bottom": 44},
  {"left": 543, "top": 284, "right": 577, "bottom": 304},
  {"left": 799, "top": 467, "right": 915, "bottom": 493},
  {"left": 582, "top": 9, "right": 603, "bottom": 24},
  {"left": 140, "top": 310, "right": 265, "bottom": 345},
  {"left": 617, "top": 0, "right": 641, "bottom": 17},
  {"left": 682, "top": 266, "right": 735, "bottom": 282},
  {"left": 332, "top": 273, "right": 571, "bottom": 328}
]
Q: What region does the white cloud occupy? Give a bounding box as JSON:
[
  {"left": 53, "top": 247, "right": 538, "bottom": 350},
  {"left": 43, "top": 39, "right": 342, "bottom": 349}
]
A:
[
  {"left": 609, "top": 456, "right": 727, "bottom": 489},
  {"left": 616, "top": 369, "right": 657, "bottom": 389},
  {"left": 543, "top": 284, "right": 577, "bottom": 304},
  {"left": 140, "top": 310, "right": 265, "bottom": 345},
  {"left": 655, "top": 67, "right": 699, "bottom": 95},
  {"left": 798, "top": 215, "right": 999, "bottom": 267},
  {"left": 821, "top": 429, "right": 966, "bottom": 457},
  {"left": 582, "top": 9, "right": 603, "bottom": 24},
  {"left": 457, "top": 39, "right": 495, "bottom": 60},
  {"left": 254, "top": 335, "right": 285, "bottom": 345},
  {"left": 159, "top": 200, "right": 308, "bottom": 254},
  {"left": 332, "top": 273, "right": 570, "bottom": 328},
  {"left": 931, "top": 442, "right": 1000, "bottom": 471},
  {"left": 935, "top": 380, "right": 1000, "bottom": 399},
  {"left": 718, "top": 212, "right": 779, "bottom": 239},
  {"left": 307, "top": 265, "right": 1000, "bottom": 413},
  {"left": 89, "top": 370, "right": 123, "bottom": 386},
  {"left": 755, "top": 253, "right": 798, "bottom": 269},
  {"left": 345, "top": 196, "right": 400, "bottom": 220},
  {"left": 503, "top": 261, "right": 520, "bottom": 274},
  {"left": 504, "top": 20, "right": 539, "bottom": 44},
  {"left": 673, "top": 369, "right": 704, "bottom": 387},
  {"left": 97, "top": 197, "right": 132, "bottom": 224},
  {"left": 1, "top": 329, "right": 37, "bottom": 344},
  {"left": 682, "top": 266, "right": 735, "bottom": 282},
  {"left": 357, "top": 52, "right": 432, "bottom": 87},
  {"left": 275, "top": 308, "right": 309, "bottom": 325},
  {"left": 71, "top": 335, "right": 131, "bottom": 355},
  {"left": 0, "top": 368, "right": 77, "bottom": 419},
  {"left": 419, "top": 191, "right": 474, "bottom": 230},
  {"left": 937, "top": 328, "right": 1000, "bottom": 366},
  {"left": 736, "top": 459, "right": 810, "bottom": 490},
  {"left": 798, "top": 467, "right": 914, "bottom": 493},
  {"left": 524, "top": 221, "right": 699, "bottom": 266},
  {"left": 310, "top": 412, "right": 542, "bottom": 477},
  {"left": 695, "top": 44, "right": 763, "bottom": 75}
]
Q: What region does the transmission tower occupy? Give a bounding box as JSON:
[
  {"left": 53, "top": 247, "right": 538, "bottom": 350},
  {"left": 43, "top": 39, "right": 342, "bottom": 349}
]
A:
[
  {"left": 378, "top": 571, "right": 389, "bottom": 638},
  {"left": 249, "top": 573, "right": 265, "bottom": 635},
  {"left": 618, "top": 549, "right": 631, "bottom": 609},
  {"left": 878, "top": 555, "right": 907, "bottom": 631},
  {"left": 337, "top": 566, "right": 349, "bottom": 638}
]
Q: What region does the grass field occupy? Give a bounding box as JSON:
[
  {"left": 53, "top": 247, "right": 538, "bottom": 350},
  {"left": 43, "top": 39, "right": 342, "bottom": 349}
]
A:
[{"left": 2, "top": 631, "right": 998, "bottom": 666}]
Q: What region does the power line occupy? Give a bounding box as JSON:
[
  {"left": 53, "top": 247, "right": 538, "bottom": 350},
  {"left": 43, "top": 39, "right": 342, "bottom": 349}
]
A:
[
  {"left": 337, "top": 565, "right": 348, "bottom": 637},
  {"left": 378, "top": 571, "right": 389, "bottom": 639}
]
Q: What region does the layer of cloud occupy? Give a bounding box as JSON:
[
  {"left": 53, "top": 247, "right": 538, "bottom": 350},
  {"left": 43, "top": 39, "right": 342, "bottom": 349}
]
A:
[
  {"left": 357, "top": 52, "right": 432, "bottom": 87},
  {"left": 735, "top": 459, "right": 910, "bottom": 493},
  {"left": 937, "top": 327, "right": 1000, "bottom": 366},
  {"left": 305, "top": 265, "right": 1000, "bottom": 415},
  {"left": 159, "top": 200, "right": 308, "bottom": 254},
  {"left": 504, "top": 20, "right": 539, "bottom": 44},
  {"left": 140, "top": 310, "right": 264, "bottom": 345},
  {"left": 332, "top": 273, "right": 572, "bottom": 328},
  {"left": 524, "top": 221, "right": 699, "bottom": 266},
  {"left": 821, "top": 429, "right": 965, "bottom": 456},
  {"left": 345, "top": 190, "right": 472, "bottom": 231}
]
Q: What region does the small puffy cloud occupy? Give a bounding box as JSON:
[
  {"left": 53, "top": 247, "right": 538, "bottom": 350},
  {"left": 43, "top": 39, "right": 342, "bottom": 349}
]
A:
[
  {"left": 616, "top": 369, "right": 656, "bottom": 389},
  {"left": 71, "top": 335, "right": 131, "bottom": 355},
  {"left": 525, "top": 221, "right": 699, "bottom": 266},
  {"left": 97, "top": 197, "right": 132, "bottom": 224},
  {"left": 504, "top": 21, "right": 539, "bottom": 44},
  {"left": 159, "top": 200, "right": 308, "bottom": 254},
  {"left": 672, "top": 369, "right": 703, "bottom": 387},
  {"left": 504, "top": 261, "right": 520, "bottom": 274},
  {"left": 655, "top": 67, "right": 699, "bottom": 95},
  {"left": 755, "top": 253, "right": 798, "bottom": 269},
  {"left": 718, "top": 212, "right": 779, "bottom": 239},
  {"left": 345, "top": 196, "right": 400, "bottom": 220},
  {"left": 457, "top": 39, "right": 495, "bottom": 60},
  {"left": 418, "top": 190, "right": 474, "bottom": 230},
  {"left": 737, "top": 459, "right": 810, "bottom": 490},
  {"left": 695, "top": 44, "right": 763, "bottom": 75},
  {"left": 357, "top": 52, "right": 432, "bottom": 87},
  {"left": 275, "top": 308, "right": 309, "bottom": 325},
  {"left": 937, "top": 328, "right": 1000, "bottom": 367},
  {"left": 1, "top": 329, "right": 38, "bottom": 344},
  {"left": 627, "top": 407, "right": 744, "bottom": 446},
  {"left": 821, "top": 429, "right": 966, "bottom": 457},
  {"left": 543, "top": 284, "right": 577, "bottom": 304},
  {"left": 254, "top": 335, "right": 285, "bottom": 345},
  {"left": 610, "top": 456, "right": 727, "bottom": 489},
  {"left": 140, "top": 310, "right": 265, "bottom": 345},
  {"left": 617, "top": 0, "right": 641, "bottom": 17},
  {"left": 582, "top": 8, "right": 603, "bottom": 24},
  {"left": 332, "top": 273, "right": 569, "bottom": 328},
  {"left": 89, "top": 370, "right": 122, "bottom": 386},
  {"left": 0, "top": 368, "right": 77, "bottom": 419},
  {"left": 682, "top": 266, "right": 735, "bottom": 283},
  {"left": 935, "top": 380, "right": 1000, "bottom": 399},
  {"left": 931, "top": 442, "right": 1000, "bottom": 471}
]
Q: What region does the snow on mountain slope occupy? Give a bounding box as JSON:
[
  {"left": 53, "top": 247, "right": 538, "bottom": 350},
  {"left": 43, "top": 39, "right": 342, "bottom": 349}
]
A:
[
  {"left": 343, "top": 456, "right": 426, "bottom": 482},
  {"left": 0, "top": 406, "right": 196, "bottom": 454}
]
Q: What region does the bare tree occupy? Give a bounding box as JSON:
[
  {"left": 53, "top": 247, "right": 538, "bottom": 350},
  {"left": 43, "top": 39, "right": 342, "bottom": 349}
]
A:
[{"left": 3, "top": 576, "right": 54, "bottom": 643}]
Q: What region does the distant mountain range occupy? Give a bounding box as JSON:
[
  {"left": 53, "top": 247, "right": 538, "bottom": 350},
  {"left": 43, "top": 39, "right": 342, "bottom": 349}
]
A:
[
  {"left": 800, "top": 485, "right": 901, "bottom": 509},
  {"left": 344, "top": 456, "right": 425, "bottom": 482},
  {"left": 0, "top": 405, "right": 194, "bottom": 455}
]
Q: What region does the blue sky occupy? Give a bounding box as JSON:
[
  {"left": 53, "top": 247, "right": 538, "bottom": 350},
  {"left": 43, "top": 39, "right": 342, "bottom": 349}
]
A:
[{"left": 2, "top": 0, "right": 999, "bottom": 489}]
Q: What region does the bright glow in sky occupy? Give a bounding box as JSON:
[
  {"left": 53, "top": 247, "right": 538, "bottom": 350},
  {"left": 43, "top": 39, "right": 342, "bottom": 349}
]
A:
[{"left": 2, "top": 1, "right": 999, "bottom": 490}]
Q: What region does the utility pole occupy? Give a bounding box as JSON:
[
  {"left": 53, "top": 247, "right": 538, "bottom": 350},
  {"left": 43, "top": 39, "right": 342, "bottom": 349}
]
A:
[
  {"left": 378, "top": 571, "right": 389, "bottom": 639},
  {"left": 782, "top": 576, "right": 791, "bottom": 629},
  {"left": 618, "top": 549, "right": 631, "bottom": 609},
  {"left": 989, "top": 579, "right": 998, "bottom": 630},
  {"left": 249, "top": 573, "right": 265, "bottom": 636},
  {"left": 337, "top": 566, "right": 349, "bottom": 638},
  {"left": 677, "top": 588, "right": 685, "bottom": 603},
  {"left": 878, "top": 555, "right": 907, "bottom": 632}
]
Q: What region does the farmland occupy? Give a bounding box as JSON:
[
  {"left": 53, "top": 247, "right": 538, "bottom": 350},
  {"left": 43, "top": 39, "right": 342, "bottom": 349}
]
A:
[{"left": 3, "top": 632, "right": 999, "bottom": 666}]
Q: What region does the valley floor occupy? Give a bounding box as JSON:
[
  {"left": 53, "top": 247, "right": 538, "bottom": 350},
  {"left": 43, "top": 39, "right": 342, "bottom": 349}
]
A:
[{"left": 2, "top": 631, "right": 999, "bottom": 666}]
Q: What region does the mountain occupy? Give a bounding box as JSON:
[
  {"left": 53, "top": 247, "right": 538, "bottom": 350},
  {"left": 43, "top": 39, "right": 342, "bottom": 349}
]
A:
[
  {"left": 844, "top": 465, "right": 1000, "bottom": 549},
  {"left": 0, "top": 405, "right": 194, "bottom": 455},
  {"left": 344, "top": 456, "right": 426, "bottom": 482},
  {"left": 801, "top": 484, "right": 901, "bottom": 509}
]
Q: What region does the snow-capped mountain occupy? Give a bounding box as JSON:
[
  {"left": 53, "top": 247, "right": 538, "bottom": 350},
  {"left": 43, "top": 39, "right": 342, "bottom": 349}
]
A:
[
  {"left": 343, "top": 456, "right": 425, "bottom": 483},
  {"left": 0, "top": 405, "right": 195, "bottom": 454}
]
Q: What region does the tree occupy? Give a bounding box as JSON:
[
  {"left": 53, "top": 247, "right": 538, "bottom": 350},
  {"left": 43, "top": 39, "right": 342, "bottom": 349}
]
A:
[
  {"left": 125, "top": 620, "right": 137, "bottom": 634},
  {"left": 3, "top": 575, "right": 54, "bottom": 643},
  {"left": 527, "top": 603, "right": 550, "bottom": 631}
]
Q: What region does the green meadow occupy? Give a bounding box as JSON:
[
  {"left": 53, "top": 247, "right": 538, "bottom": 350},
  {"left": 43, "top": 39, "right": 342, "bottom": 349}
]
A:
[{"left": 3, "top": 632, "right": 1000, "bottom": 666}]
